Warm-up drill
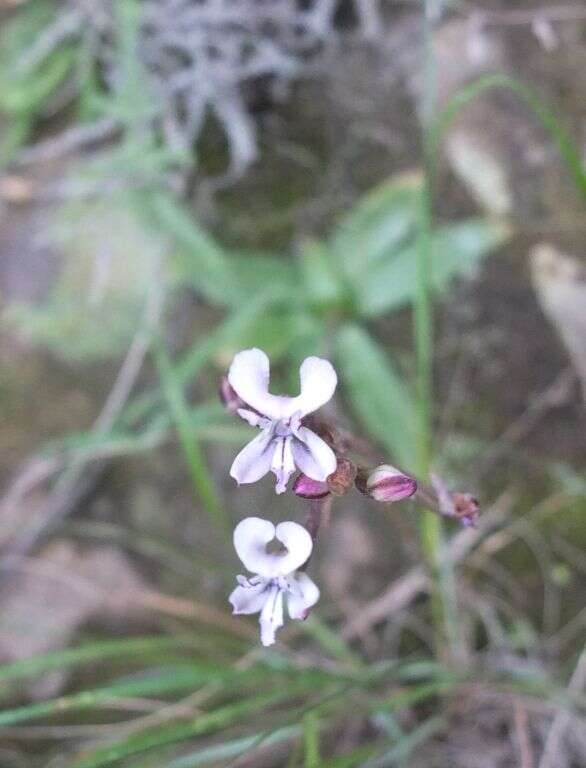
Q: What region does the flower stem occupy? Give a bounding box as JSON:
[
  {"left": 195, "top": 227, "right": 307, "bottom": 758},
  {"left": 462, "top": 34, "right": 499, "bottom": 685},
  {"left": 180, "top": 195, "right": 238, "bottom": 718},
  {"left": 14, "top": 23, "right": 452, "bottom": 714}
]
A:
[{"left": 415, "top": 0, "right": 460, "bottom": 659}]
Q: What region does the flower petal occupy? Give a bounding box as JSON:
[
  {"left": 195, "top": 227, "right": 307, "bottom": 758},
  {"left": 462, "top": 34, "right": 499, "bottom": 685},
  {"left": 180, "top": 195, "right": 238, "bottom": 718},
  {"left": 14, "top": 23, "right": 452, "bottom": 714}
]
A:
[
  {"left": 287, "top": 572, "right": 320, "bottom": 620},
  {"left": 228, "top": 347, "right": 272, "bottom": 411},
  {"left": 236, "top": 408, "right": 271, "bottom": 428},
  {"left": 229, "top": 577, "right": 270, "bottom": 615},
  {"left": 259, "top": 586, "right": 284, "bottom": 646},
  {"left": 271, "top": 436, "right": 296, "bottom": 494},
  {"left": 291, "top": 427, "right": 337, "bottom": 481},
  {"left": 274, "top": 521, "right": 313, "bottom": 573},
  {"left": 233, "top": 517, "right": 276, "bottom": 574},
  {"left": 293, "top": 356, "right": 337, "bottom": 416},
  {"left": 230, "top": 431, "right": 275, "bottom": 486},
  {"left": 233, "top": 517, "right": 311, "bottom": 578},
  {"left": 228, "top": 348, "right": 291, "bottom": 420}
]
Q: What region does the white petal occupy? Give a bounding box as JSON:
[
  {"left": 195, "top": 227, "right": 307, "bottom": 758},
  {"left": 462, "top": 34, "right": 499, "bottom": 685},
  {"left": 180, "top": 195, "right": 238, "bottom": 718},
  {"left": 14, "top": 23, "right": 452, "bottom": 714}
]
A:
[
  {"left": 274, "top": 521, "right": 313, "bottom": 572},
  {"left": 236, "top": 408, "right": 271, "bottom": 428},
  {"left": 228, "top": 348, "right": 289, "bottom": 420},
  {"left": 229, "top": 577, "right": 270, "bottom": 615},
  {"left": 228, "top": 347, "right": 271, "bottom": 411},
  {"left": 259, "top": 586, "right": 284, "bottom": 646},
  {"left": 271, "top": 436, "right": 296, "bottom": 494},
  {"left": 233, "top": 517, "right": 276, "bottom": 576},
  {"left": 230, "top": 432, "right": 275, "bottom": 486},
  {"left": 233, "top": 517, "right": 313, "bottom": 579},
  {"left": 287, "top": 572, "right": 320, "bottom": 620},
  {"left": 293, "top": 356, "right": 337, "bottom": 416},
  {"left": 291, "top": 427, "right": 337, "bottom": 481}
]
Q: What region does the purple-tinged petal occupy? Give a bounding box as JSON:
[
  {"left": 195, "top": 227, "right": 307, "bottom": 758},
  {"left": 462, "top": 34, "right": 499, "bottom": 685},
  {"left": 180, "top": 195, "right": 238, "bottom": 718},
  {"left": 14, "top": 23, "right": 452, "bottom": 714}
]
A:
[
  {"left": 293, "top": 474, "right": 330, "bottom": 499},
  {"left": 286, "top": 572, "right": 320, "bottom": 621},
  {"left": 219, "top": 376, "right": 246, "bottom": 412},
  {"left": 230, "top": 431, "right": 274, "bottom": 486},
  {"left": 291, "top": 427, "right": 337, "bottom": 482}
]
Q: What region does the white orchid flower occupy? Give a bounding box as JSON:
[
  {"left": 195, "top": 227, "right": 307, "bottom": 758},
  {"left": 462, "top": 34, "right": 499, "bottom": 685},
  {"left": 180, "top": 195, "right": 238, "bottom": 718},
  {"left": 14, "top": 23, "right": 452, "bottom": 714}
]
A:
[
  {"left": 228, "top": 348, "right": 338, "bottom": 494},
  {"left": 229, "top": 517, "right": 320, "bottom": 646}
]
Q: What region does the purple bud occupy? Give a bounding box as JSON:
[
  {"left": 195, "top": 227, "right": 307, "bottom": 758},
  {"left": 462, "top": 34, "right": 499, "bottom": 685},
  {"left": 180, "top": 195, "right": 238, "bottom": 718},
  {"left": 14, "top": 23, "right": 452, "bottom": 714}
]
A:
[
  {"left": 218, "top": 375, "right": 245, "bottom": 412},
  {"left": 293, "top": 474, "right": 330, "bottom": 499},
  {"left": 357, "top": 464, "right": 417, "bottom": 503}
]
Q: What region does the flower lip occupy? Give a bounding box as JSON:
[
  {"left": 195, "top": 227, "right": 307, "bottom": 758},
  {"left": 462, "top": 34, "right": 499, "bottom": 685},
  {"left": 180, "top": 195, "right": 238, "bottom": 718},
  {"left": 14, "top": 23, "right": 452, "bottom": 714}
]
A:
[
  {"left": 233, "top": 517, "right": 313, "bottom": 578},
  {"left": 228, "top": 348, "right": 337, "bottom": 421}
]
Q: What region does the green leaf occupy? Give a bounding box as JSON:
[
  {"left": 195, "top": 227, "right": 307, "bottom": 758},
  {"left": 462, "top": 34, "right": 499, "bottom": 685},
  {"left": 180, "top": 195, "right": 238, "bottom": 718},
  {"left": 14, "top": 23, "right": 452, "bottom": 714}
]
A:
[
  {"left": 166, "top": 726, "right": 301, "bottom": 767},
  {"left": 72, "top": 683, "right": 318, "bottom": 768},
  {"left": 0, "top": 47, "right": 75, "bottom": 114},
  {"left": 356, "top": 218, "right": 508, "bottom": 317},
  {"left": 362, "top": 716, "right": 446, "bottom": 767},
  {"left": 228, "top": 253, "right": 301, "bottom": 306},
  {"left": 303, "top": 712, "right": 320, "bottom": 768},
  {"left": 331, "top": 174, "right": 421, "bottom": 280},
  {"left": 150, "top": 193, "right": 232, "bottom": 307},
  {"left": 0, "top": 666, "right": 236, "bottom": 726},
  {"left": 159, "top": 196, "right": 300, "bottom": 308},
  {"left": 299, "top": 241, "right": 345, "bottom": 309},
  {"left": 153, "top": 339, "right": 226, "bottom": 530},
  {"left": 234, "top": 309, "right": 320, "bottom": 360},
  {"left": 335, "top": 324, "right": 416, "bottom": 467},
  {"left": 0, "top": 637, "right": 196, "bottom": 684}
]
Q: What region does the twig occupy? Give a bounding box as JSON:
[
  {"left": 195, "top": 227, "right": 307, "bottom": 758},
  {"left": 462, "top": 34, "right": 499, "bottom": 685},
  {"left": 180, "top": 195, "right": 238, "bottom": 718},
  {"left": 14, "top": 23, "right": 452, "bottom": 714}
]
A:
[
  {"left": 538, "top": 646, "right": 586, "bottom": 768},
  {"left": 470, "top": 4, "right": 586, "bottom": 27},
  {"left": 0, "top": 260, "right": 164, "bottom": 566},
  {"left": 513, "top": 697, "right": 535, "bottom": 768},
  {"left": 341, "top": 490, "right": 514, "bottom": 641},
  {"left": 475, "top": 367, "right": 576, "bottom": 482},
  {"left": 15, "top": 118, "right": 120, "bottom": 167}
]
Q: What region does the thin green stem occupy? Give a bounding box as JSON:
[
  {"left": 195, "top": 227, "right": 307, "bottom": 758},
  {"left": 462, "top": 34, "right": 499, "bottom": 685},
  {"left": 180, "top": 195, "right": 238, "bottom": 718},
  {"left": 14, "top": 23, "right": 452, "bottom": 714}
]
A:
[
  {"left": 153, "top": 337, "right": 227, "bottom": 531},
  {"left": 415, "top": 0, "right": 460, "bottom": 659},
  {"left": 429, "top": 73, "right": 586, "bottom": 201}
]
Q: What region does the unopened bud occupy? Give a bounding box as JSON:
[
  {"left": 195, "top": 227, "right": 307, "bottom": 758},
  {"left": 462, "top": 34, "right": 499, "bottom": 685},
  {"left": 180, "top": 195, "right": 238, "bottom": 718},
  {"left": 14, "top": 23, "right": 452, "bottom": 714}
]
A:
[
  {"left": 451, "top": 493, "right": 480, "bottom": 527},
  {"left": 356, "top": 464, "right": 417, "bottom": 503},
  {"left": 218, "top": 375, "right": 245, "bottom": 412},
  {"left": 293, "top": 474, "right": 330, "bottom": 499},
  {"left": 327, "top": 457, "right": 356, "bottom": 496}
]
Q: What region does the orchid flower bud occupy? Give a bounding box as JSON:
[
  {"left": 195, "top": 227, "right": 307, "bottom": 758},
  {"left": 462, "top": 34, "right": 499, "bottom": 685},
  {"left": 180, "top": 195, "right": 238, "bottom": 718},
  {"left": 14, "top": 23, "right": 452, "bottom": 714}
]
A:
[
  {"left": 293, "top": 474, "right": 330, "bottom": 499},
  {"left": 451, "top": 492, "right": 480, "bottom": 527},
  {"left": 356, "top": 464, "right": 417, "bottom": 502}
]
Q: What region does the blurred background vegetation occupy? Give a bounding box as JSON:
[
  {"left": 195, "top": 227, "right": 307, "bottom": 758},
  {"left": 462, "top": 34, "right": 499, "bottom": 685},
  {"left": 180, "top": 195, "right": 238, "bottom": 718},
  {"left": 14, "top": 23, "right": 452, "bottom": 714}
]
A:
[{"left": 0, "top": 0, "right": 585, "bottom": 766}]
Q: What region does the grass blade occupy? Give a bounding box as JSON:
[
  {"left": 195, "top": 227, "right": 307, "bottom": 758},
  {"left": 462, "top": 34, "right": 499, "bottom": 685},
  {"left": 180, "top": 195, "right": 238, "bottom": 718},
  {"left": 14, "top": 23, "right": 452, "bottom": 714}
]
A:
[{"left": 153, "top": 338, "right": 226, "bottom": 530}]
